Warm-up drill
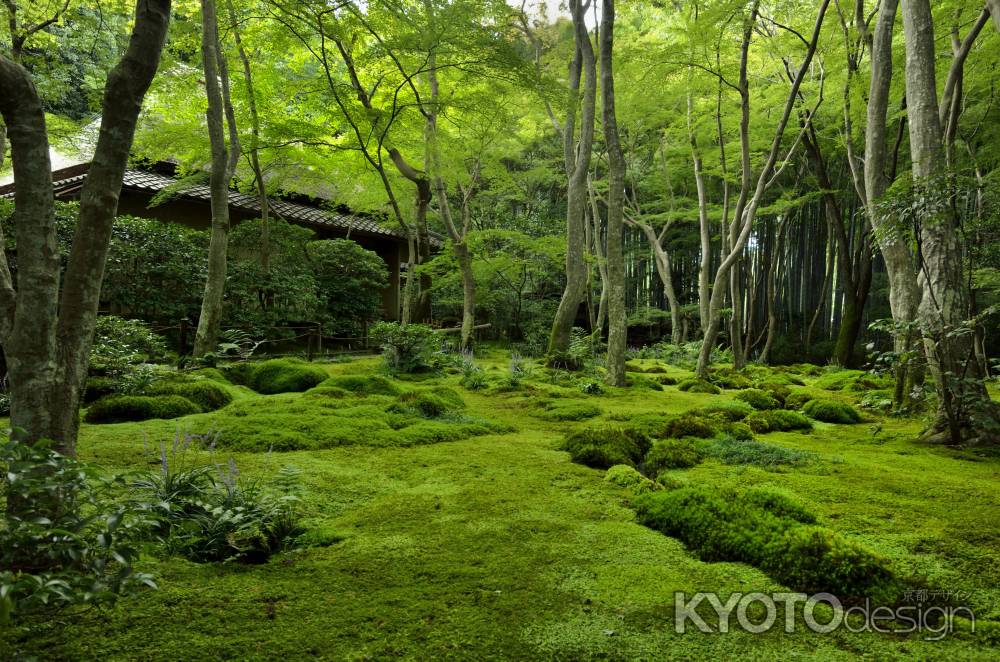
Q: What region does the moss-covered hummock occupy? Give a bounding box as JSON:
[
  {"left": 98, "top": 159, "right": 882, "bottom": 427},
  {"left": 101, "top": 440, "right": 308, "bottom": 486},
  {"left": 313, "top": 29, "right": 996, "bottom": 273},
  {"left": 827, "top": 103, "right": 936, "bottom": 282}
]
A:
[
  {"left": 803, "top": 398, "right": 863, "bottom": 424},
  {"left": 745, "top": 409, "right": 813, "bottom": 433},
  {"left": 84, "top": 394, "right": 202, "bottom": 424},
  {"left": 677, "top": 378, "right": 721, "bottom": 394},
  {"left": 734, "top": 388, "right": 781, "bottom": 410},
  {"left": 562, "top": 425, "right": 650, "bottom": 469}
]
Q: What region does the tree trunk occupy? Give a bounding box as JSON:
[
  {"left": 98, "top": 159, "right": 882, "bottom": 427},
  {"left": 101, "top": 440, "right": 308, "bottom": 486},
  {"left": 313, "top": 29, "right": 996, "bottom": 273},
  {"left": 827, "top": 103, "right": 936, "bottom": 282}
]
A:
[
  {"left": 0, "top": 0, "right": 171, "bottom": 455},
  {"left": 901, "top": 0, "right": 997, "bottom": 443},
  {"left": 194, "top": 0, "right": 238, "bottom": 357},
  {"left": 601, "top": 0, "right": 626, "bottom": 386},
  {"left": 548, "top": 0, "right": 596, "bottom": 363}
]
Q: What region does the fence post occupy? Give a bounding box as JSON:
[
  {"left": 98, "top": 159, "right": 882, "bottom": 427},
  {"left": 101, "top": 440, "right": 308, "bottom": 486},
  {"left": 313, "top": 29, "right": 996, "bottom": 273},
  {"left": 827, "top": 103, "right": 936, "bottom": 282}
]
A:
[
  {"left": 179, "top": 317, "right": 190, "bottom": 355},
  {"left": 316, "top": 322, "right": 323, "bottom": 357},
  {"left": 307, "top": 326, "right": 316, "bottom": 361}
]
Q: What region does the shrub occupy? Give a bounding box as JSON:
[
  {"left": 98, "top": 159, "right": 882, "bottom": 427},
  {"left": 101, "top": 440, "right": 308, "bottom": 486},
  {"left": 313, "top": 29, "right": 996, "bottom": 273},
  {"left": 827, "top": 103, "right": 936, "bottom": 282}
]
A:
[
  {"left": 735, "top": 389, "right": 782, "bottom": 411},
  {"left": 148, "top": 380, "right": 233, "bottom": 412},
  {"left": 579, "top": 380, "right": 604, "bottom": 395},
  {"left": 745, "top": 409, "right": 813, "bottom": 433},
  {"left": 85, "top": 395, "right": 202, "bottom": 424},
  {"left": 634, "top": 487, "right": 898, "bottom": 602},
  {"left": 605, "top": 464, "right": 663, "bottom": 495},
  {"left": 699, "top": 436, "right": 815, "bottom": 467},
  {"left": 693, "top": 400, "right": 754, "bottom": 422},
  {"left": 320, "top": 374, "right": 401, "bottom": 396},
  {"left": 535, "top": 401, "right": 602, "bottom": 422},
  {"left": 248, "top": 359, "right": 328, "bottom": 394},
  {"left": 644, "top": 438, "right": 705, "bottom": 473},
  {"left": 562, "top": 425, "right": 650, "bottom": 469},
  {"left": 662, "top": 414, "right": 717, "bottom": 439},
  {"left": 803, "top": 399, "right": 863, "bottom": 424},
  {"left": 459, "top": 357, "right": 489, "bottom": 391},
  {"left": 677, "top": 378, "right": 721, "bottom": 394},
  {"left": 370, "top": 321, "right": 439, "bottom": 373},
  {"left": 1, "top": 438, "right": 153, "bottom": 625}
]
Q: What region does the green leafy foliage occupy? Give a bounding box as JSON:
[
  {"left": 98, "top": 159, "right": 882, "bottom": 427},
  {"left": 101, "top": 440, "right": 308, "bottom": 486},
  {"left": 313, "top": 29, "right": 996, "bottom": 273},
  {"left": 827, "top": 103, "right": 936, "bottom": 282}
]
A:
[
  {"left": 604, "top": 464, "right": 663, "bottom": 495},
  {"left": 370, "top": 322, "right": 440, "bottom": 374},
  {"left": 1, "top": 438, "right": 154, "bottom": 625}
]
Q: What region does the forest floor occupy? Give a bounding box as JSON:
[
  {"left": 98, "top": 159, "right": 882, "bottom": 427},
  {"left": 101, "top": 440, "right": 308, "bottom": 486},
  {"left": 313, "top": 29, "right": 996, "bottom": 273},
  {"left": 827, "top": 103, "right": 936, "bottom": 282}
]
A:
[{"left": 4, "top": 351, "right": 1000, "bottom": 660}]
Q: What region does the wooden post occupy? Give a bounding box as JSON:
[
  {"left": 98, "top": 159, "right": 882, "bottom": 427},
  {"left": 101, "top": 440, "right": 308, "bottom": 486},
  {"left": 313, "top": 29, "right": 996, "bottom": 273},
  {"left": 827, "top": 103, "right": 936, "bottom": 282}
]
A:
[{"left": 307, "top": 325, "right": 316, "bottom": 361}]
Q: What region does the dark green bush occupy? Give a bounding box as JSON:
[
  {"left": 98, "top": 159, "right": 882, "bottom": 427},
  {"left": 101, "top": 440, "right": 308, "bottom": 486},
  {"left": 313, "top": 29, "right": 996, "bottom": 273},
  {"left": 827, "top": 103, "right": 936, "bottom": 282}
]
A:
[
  {"left": 803, "top": 399, "right": 863, "bottom": 424},
  {"left": 677, "top": 378, "right": 721, "bottom": 394},
  {"left": 655, "top": 471, "right": 687, "bottom": 490},
  {"left": 562, "top": 425, "right": 650, "bottom": 469},
  {"left": 320, "top": 374, "right": 401, "bottom": 396},
  {"left": 634, "top": 487, "right": 899, "bottom": 602},
  {"left": 248, "top": 359, "right": 328, "bottom": 394},
  {"left": 735, "top": 388, "right": 781, "bottom": 411},
  {"left": 148, "top": 380, "right": 232, "bottom": 412},
  {"left": 701, "top": 436, "right": 815, "bottom": 467},
  {"left": 644, "top": 438, "right": 704, "bottom": 473},
  {"left": 662, "top": 414, "right": 717, "bottom": 439},
  {"left": 656, "top": 375, "right": 678, "bottom": 386},
  {"left": 370, "top": 321, "right": 439, "bottom": 373},
  {"left": 85, "top": 395, "right": 202, "bottom": 424},
  {"left": 745, "top": 409, "right": 813, "bottom": 433}
]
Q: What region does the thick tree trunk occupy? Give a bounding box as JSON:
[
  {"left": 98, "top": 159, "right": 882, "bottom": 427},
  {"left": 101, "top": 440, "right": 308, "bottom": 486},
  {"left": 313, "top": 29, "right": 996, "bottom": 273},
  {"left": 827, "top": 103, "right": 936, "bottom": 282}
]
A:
[
  {"left": 0, "top": 0, "right": 171, "bottom": 455},
  {"left": 194, "top": 0, "right": 238, "bottom": 357},
  {"left": 901, "top": 0, "right": 997, "bottom": 443},
  {"left": 548, "top": 0, "right": 596, "bottom": 363},
  {"left": 601, "top": 0, "right": 626, "bottom": 386}
]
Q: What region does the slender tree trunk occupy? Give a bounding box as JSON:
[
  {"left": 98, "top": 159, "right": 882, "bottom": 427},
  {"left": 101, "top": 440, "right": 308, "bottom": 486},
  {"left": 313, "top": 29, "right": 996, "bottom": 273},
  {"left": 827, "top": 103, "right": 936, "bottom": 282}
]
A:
[
  {"left": 548, "top": 0, "right": 596, "bottom": 363},
  {"left": 0, "top": 0, "right": 171, "bottom": 454},
  {"left": 759, "top": 217, "right": 788, "bottom": 364},
  {"left": 601, "top": 0, "right": 626, "bottom": 386},
  {"left": 689, "top": 95, "right": 711, "bottom": 332},
  {"left": 194, "top": 0, "right": 238, "bottom": 357}
]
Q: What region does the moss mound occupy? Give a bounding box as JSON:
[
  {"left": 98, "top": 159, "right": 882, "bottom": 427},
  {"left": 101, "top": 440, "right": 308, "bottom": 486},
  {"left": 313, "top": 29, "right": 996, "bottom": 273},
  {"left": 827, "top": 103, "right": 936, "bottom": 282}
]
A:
[
  {"left": 389, "top": 389, "right": 464, "bottom": 418},
  {"left": 85, "top": 394, "right": 202, "bottom": 424},
  {"left": 745, "top": 409, "right": 813, "bottom": 433},
  {"left": 562, "top": 425, "right": 650, "bottom": 469},
  {"left": 83, "top": 376, "right": 118, "bottom": 405},
  {"left": 692, "top": 400, "right": 754, "bottom": 422},
  {"left": 813, "top": 369, "right": 889, "bottom": 392},
  {"left": 735, "top": 388, "right": 782, "bottom": 411},
  {"left": 535, "top": 400, "right": 602, "bottom": 422},
  {"left": 701, "top": 436, "right": 815, "bottom": 467},
  {"left": 320, "top": 374, "right": 401, "bottom": 396},
  {"left": 644, "top": 438, "right": 705, "bottom": 473},
  {"left": 148, "top": 380, "right": 233, "bottom": 411},
  {"left": 662, "top": 414, "right": 717, "bottom": 439},
  {"left": 634, "top": 487, "right": 899, "bottom": 602},
  {"left": 247, "top": 359, "right": 328, "bottom": 394},
  {"left": 803, "top": 398, "right": 862, "bottom": 424},
  {"left": 677, "top": 378, "right": 721, "bottom": 394},
  {"left": 605, "top": 464, "right": 663, "bottom": 495}
]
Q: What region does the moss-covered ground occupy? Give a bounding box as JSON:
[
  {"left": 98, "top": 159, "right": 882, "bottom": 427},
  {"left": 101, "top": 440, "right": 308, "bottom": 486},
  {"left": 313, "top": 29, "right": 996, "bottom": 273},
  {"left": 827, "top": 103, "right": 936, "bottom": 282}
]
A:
[{"left": 4, "top": 353, "right": 1000, "bottom": 660}]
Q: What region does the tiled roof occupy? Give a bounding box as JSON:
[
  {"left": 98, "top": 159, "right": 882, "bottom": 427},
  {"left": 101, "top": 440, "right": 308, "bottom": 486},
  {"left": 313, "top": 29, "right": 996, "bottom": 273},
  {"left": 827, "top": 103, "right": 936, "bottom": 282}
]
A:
[
  {"left": 1, "top": 164, "right": 413, "bottom": 242},
  {"left": 120, "top": 169, "right": 404, "bottom": 239}
]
